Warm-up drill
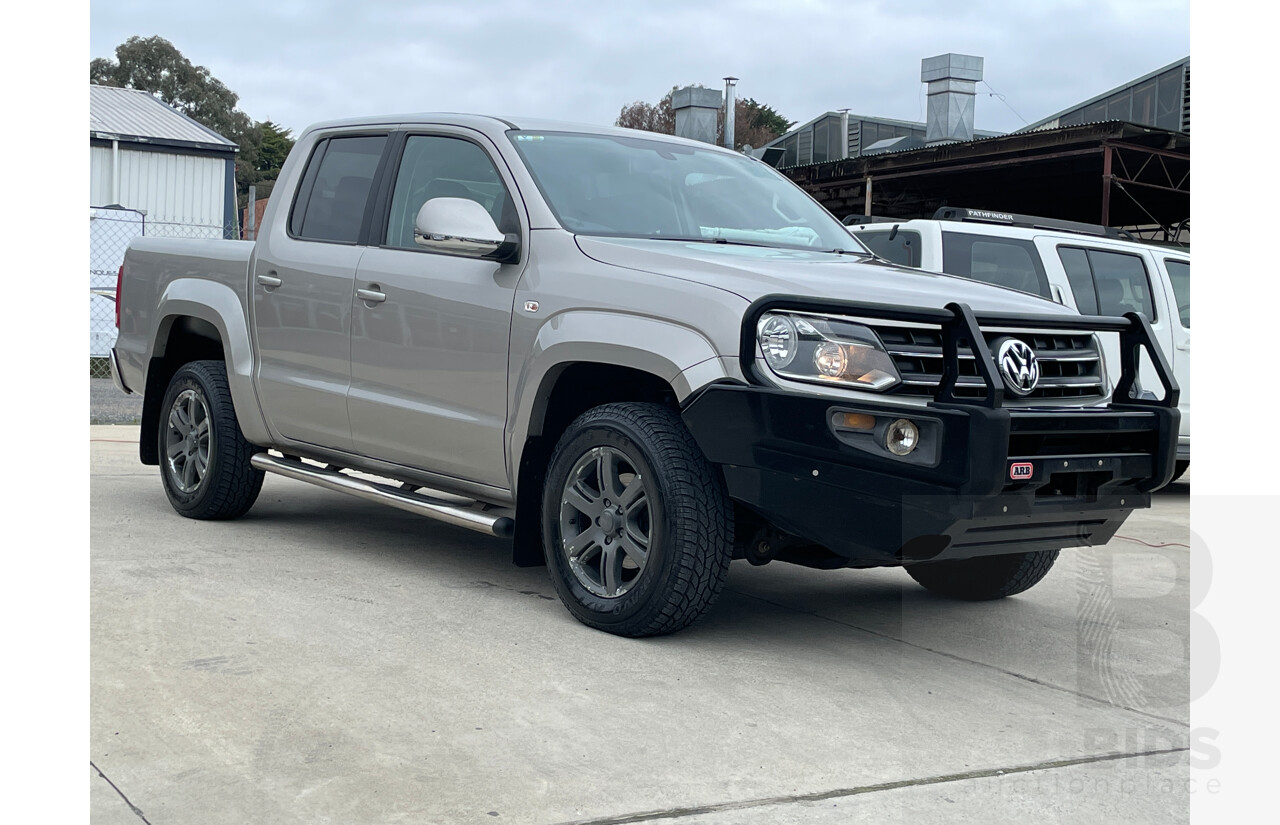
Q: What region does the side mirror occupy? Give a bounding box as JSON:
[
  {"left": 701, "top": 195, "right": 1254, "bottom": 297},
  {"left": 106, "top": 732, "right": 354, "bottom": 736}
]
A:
[{"left": 414, "top": 197, "right": 519, "bottom": 263}]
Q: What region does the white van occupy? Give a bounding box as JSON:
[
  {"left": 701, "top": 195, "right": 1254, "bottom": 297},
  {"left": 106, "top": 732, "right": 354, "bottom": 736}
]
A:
[{"left": 847, "top": 209, "right": 1190, "bottom": 476}]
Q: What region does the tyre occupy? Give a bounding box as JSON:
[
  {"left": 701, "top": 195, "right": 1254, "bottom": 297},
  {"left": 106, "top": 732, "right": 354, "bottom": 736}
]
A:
[
  {"left": 1171, "top": 460, "right": 1189, "bottom": 482},
  {"left": 158, "top": 360, "right": 264, "bottom": 520},
  {"left": 905, "top": 549, "right": 1059, "bottom": 601},
  {"left": 541, "top": 403, "right": 732, "bottom": 637}
]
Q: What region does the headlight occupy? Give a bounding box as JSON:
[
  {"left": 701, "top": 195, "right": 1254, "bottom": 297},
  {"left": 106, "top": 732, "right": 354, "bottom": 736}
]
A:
[{"left": 755, "top": 311, "right": 901, "bottom": 391}]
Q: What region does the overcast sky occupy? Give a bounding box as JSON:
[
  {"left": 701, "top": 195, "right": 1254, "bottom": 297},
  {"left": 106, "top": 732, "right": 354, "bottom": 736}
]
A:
[{"left": 89, "top": 0, "right": 1189, "bottom": 138}]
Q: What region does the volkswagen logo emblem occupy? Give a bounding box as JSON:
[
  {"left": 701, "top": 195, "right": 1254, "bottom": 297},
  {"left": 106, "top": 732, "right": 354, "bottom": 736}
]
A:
[{"left": 995, "top": 338, "right": 1040, "bottom": 396}]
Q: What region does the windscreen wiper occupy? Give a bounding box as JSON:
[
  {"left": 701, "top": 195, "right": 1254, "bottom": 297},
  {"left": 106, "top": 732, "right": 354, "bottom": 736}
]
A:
[{"left": 646, "top": 236, "right": 770, "bottom": 248}]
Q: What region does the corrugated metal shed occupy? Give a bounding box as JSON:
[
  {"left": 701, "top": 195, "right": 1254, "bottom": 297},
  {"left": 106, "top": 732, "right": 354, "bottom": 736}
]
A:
[
  {"left": 1016, "top": 56, "right": 1190, "bottom": 135},
  {"left": 783, "top": 121, "right": 1189, "bottom": 238},
  {"left": 90, "top": 85, "right": 237, "bottom": 151}
]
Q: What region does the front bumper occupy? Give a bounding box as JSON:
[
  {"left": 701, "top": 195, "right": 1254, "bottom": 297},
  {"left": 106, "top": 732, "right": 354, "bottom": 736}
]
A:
[
  {"left": 680, "top": 297, "right": 1180, "bottom": 567},
  {"left": 682, "top": 386, "right": 1177, "bottom": 565}
]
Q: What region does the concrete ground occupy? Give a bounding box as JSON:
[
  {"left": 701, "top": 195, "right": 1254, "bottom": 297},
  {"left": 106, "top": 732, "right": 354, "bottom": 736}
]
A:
[{"left": 90, "top": 425, "right": 1191, "bottom": 824}]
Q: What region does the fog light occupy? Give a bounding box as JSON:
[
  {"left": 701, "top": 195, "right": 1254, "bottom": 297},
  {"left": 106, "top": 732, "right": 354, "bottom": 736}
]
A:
[{"left": 885, "top": 419, "right": 919, "bottom": 456}]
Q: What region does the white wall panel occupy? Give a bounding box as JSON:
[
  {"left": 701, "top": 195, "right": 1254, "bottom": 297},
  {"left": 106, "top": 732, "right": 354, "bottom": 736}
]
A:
[{"left": 89, "top": 145, "right": 227, "bottom": 232}]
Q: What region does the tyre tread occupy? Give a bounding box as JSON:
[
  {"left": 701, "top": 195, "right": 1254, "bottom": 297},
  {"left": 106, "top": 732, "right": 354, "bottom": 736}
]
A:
[
  {"left": 905, "top": 549, "right": 1059, "bottom": 601},
  {"left": 160, "top": 360, "right": 263, "bottom": 520},
  {"left": 545, "top": 402, "right": 731, "bottom": 637}
]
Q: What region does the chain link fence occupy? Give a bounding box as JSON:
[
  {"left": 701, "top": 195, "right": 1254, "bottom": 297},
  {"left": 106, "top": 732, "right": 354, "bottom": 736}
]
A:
[{"left": 89, "top": 207, "right": 236, "bottom": 379}]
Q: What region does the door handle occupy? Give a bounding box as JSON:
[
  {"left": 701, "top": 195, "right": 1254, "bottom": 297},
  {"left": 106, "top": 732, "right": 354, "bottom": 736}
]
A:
[
  {"left": 256, "top": 272, "right": 283, "bottom": 288},
  {"left": 356, "top": 286, "right": 387, "bottom": 304}
]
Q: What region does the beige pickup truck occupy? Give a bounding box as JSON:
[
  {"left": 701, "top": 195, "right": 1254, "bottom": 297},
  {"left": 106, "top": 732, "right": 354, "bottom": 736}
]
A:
[{"left": 112, "top": 114, "right": 1179, "bottom": 636}]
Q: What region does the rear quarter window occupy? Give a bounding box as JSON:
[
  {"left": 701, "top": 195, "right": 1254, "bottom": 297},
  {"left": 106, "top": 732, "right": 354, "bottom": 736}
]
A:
[
  {"left": 857, "top": 229, "right": 922, "bottom": 267},
  {"left": 940, "top": 232, "right": 1051, "bottom": 298}
]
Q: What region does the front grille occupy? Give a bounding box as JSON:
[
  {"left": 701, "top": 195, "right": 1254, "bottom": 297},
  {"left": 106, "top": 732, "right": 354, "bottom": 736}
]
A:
[{"left": 873, "top": 324, "right": 1106, "bottom": 402}]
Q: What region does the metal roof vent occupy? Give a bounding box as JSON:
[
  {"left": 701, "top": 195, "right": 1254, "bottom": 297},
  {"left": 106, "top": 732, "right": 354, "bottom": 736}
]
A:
[
  {"left": 921, "top": 53, "right": 983, "bottom": 145},
  {"left": 671, "top": 86, "right": 722, "bottom": 145}
]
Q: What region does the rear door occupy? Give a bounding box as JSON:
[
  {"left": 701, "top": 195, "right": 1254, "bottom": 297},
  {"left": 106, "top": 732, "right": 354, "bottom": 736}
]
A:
[
  {"left": 1156, "top": 255, "right": 1191, "bottom": 440},
  {"left": 347, "top": 129, "right": 525, "bottom": 489},
  {"left": 1050, "top": 242, "right": 1173, "bottom": 399},
  {"left": 251, "top": 132, "right": 390, "bottom": 450}
]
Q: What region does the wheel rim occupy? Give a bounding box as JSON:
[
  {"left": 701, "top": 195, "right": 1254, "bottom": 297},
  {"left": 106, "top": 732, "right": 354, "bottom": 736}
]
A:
[
  {"left": 558, "top": 445, "right": 654, "bottom": 599},
  {"left": 164, "top": 388, "right": 212, "bottom": 494}
]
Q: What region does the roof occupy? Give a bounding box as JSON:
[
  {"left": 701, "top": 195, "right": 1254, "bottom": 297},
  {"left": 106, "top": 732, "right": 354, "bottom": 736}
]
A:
[
  {"left": 783, "top": 121, "right": 1190, "bottom": 232},
  {"left": 89, "top": 85, "right": 238, "bottom": 152},
  {"left": 296, "top": 112, "right": 745, "bottom": 153},
  {"left": 851, "top": 217, "right": 1191, "bottom": 257},
  {"left": 761, "top": 111, "right": 1004, "bottom": 153},
  {"left": 1017, "top": 56, "right": 1190, "bottom": 133}
]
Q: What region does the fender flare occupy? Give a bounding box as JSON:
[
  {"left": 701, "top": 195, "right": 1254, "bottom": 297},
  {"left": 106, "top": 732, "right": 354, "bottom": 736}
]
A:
[
  {"left": 507, "top": 310, "right": 728, "bottom": 464},
  {"left": 150, "top": 278, "right": 271, "bottom": 446}
]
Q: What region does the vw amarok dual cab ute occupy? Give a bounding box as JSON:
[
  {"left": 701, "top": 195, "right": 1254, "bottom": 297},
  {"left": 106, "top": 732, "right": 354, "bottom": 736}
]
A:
[{"left": 111, "top": 115, "right": 1179, "bottom": 636}]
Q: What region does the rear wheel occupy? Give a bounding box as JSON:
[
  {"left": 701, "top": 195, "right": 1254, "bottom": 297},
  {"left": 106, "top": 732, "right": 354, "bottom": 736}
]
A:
[
  {"left": 905, "top": 549, "right": 1059, "bottom": 601},
  {"left": 541, "top": 403, "right": 732, "bottom": 637},
  {"left": 158, "top": 360, "right": 264, "bottom": 520}
]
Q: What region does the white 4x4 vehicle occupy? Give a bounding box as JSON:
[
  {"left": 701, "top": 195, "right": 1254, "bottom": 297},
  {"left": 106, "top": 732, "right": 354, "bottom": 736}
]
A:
[{"left": 847, "top": 208, "right": 1190, "bottom": 477}]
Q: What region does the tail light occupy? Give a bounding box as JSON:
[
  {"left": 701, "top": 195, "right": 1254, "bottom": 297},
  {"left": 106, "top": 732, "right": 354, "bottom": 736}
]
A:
[{"left": 115, "top": 265, "right": 123, "bottom": 328}]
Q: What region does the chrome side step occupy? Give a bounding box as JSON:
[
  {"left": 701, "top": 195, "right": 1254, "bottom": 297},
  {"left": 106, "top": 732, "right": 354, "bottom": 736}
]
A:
[{"left": 251, "top": 453, "right": 514, "bottom": 539}]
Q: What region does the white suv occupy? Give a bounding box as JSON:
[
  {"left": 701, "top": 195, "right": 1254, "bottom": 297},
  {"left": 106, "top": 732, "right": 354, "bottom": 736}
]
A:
[{"left": 847, "top": 209, "right": 1191, "bottom": 476}]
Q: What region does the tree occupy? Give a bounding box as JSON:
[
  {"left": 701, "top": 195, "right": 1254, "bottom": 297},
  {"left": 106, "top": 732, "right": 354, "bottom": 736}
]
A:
[
  {"left": 91, "top": 36, "right": 254, "bottom": 148},
  {"left": 239, "top": 121, "right": 296, "bottom": 205},
  {"left": 90, "top": 36, "right": 293, "bottom": 210},
  {"left": 616, "top": 89, "right": 677, "bottom": 135},
  {"left": 735, "top": 98, "right": 794, "bottom": 149},
  {"left": 616, "top": 85, "right": 793, "bottom": 151},
  {"left": 255, "top": 121, "right": 295, "bottom": 175}
]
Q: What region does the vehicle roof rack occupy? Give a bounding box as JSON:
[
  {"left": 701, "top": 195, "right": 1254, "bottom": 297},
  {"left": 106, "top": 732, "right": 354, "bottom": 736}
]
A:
[
  {"left": 842, "top": 214, "right": 901, "bottom": 226},
  {"left": 932, "top": 207, "right": 1136, "bottom": 241}
]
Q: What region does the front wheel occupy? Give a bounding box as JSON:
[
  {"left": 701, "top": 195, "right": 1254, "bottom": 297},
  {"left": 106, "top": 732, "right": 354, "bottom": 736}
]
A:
[
  {"left": 158, "top": 360, "right": 264, "bottom": 520},
  {"left": 905, "top": 549, "right": 1059, "bottom": 601},
  {"left": 541, "top": 403, "right": 732, "bottom": 637}
]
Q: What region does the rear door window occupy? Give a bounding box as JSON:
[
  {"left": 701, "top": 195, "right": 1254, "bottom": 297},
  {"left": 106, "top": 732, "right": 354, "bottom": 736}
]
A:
[
  {"left": 1058, "top": 246, "right": 1099, "bottom": 314},
  {"left": 1056, "top": 245, "right": 1156, "bottom": 321},
  {"left": 1089, "top": 249, "right": 1155, "bottom": 319},
  {"left": 941, "top": 232, "right": 1051, "bottom": 298},
  {"left": 290, "top": 134, "right": 388, "bottom": 243},
  {"left": 857, "top": 229, "right": 921, "bottom": 267},
  {"left": 1165, "top": 259, "right": 1189, "bottom": 327}
]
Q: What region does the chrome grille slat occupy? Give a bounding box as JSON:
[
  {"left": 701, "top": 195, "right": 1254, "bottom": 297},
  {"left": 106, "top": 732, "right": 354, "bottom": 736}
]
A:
[{"left": 874, "top": 323, "right": 1106, "bottom": 402}]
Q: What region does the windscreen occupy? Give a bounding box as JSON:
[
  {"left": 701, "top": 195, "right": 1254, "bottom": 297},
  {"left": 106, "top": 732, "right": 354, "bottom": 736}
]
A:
[{"left": 508, "top": 131, "right": 866, "bottom": 253}]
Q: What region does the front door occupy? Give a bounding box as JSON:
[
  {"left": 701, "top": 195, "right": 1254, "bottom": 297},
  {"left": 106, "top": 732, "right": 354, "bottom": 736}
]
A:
[{"left": 347, "top": 132, "right": 524, "bottom": 489}]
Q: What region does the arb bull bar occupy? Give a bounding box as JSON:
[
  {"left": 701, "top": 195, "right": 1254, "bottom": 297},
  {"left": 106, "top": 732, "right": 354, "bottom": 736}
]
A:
[{"left": 680, "top": 297, "right": 1180, "bottom": 567}]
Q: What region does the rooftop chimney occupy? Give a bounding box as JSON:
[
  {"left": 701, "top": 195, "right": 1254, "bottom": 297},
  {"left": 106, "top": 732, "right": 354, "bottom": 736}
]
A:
[
  {"left": 921, "top": 53, "right": 983, "bottom": 145},
  {"left": 723, "top": 77, "right": 738, "bottom": 149},
  {"left": 671, "top": 86, "right": 722, "bottom": 145}
]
